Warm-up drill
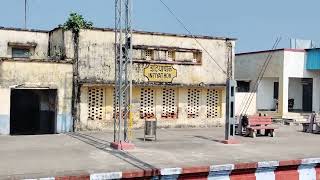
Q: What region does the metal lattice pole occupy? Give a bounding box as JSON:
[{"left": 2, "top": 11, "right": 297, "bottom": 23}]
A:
[{"left": 114, "top": 0, "right": 132, "bottom": 143}]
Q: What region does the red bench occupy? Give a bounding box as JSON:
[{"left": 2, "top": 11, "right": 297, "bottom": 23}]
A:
[{"left": 245, "top": 116, "right": 277, "bottom": 138}]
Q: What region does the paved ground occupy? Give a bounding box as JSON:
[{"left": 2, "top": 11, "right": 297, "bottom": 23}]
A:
[{"left": 0, "top": 125, "right": 320, "bottom": 178}]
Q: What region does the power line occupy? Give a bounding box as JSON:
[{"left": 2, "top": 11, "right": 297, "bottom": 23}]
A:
[
  {"left": 238, "top": 37, "right": 281, "bottom": 116},
  {"left": 159, "top": 0, "right": 227, "bottom": 75},
  {"left": 240, "top": 38, "right": 281, "bottom": 116},
  {"left": 24, "top": 0, "right": 27, "bottom": 29}
]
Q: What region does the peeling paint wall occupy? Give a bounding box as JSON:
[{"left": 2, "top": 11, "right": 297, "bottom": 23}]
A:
[
  {"left": 0, "top": 61, "right": 73, "bottom": 134},
  {"left": 49, "top": 29, "right": 74, "bottom": 60},
  {"left": 0, "top": 29, "right": 49, "bottom": 59},
  {"left": 73, "top": 29, "right": 234, "bottom": 129},
  {"left": 77, "top": 29, "right": 234, "bottom": 85}
]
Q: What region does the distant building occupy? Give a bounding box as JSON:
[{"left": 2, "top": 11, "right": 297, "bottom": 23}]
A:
[
  {"left": 235, "top": 48, "right": 320, "bottom": 120},
  {"left": 0, "top": 26, "right": 236, "bottom": 135}
]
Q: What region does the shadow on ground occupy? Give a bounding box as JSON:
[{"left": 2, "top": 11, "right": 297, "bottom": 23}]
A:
[{"left": 66, "top": 132, "right": 156, "bottom": 170}]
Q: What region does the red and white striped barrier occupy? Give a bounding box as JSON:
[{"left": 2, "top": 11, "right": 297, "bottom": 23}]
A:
[{"left": 22, "top": 158, "right": 320, "bottom": 180}]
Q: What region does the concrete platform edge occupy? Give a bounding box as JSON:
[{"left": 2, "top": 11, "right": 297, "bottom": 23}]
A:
[{"left": 14, "top": 157, "right": 320, "bottom": 179}]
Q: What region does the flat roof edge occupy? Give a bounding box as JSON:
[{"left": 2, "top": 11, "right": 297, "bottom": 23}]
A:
[
  {"left": 94, "top": 27, "right": 237, "bottom": 40},
  {"left": 0, "top": 26, "right": 49, "bottom": 33},
  {"left": 236, "top": 48, "right": 305, "bottom": 56},
  {"left": 0, "top": 26, "right": 236, "bottom": 41},
  {"left": 51, "top": 27, "right": 237, "bottom": 41}
]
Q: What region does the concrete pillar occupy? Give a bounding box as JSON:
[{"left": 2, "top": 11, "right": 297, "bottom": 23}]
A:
[
  {"left": 221, "top": 88, "right": 226, "bottom": 119},
  {"left": 132, "top": 87, "right": 141, "bottom": 125},
  {"left": 279, "top": 76, "right": 289, "bottom": 116},
  {"left": 199, "top": 88, "right": 207, "bottom": 120},
  {"left": 155, "top": 87, "right": 162, "bottom": 120},
  {"left": 105, "top": 86, "right": 114, "bottom": 121},
  {"left": 178, "top": 88, "right": 187, "bottom": 120},
  {"left": 80, "top": 86, "right": 89, "bottom": 126},
  {"left": 56, "top": 84, "right": 73, "bottom": 133},
  {"left": 312, "top": 77, "right": 320, "bottom": 113},
  {"left": 0, "top": 88, "right": 10, "bottom": 135}
]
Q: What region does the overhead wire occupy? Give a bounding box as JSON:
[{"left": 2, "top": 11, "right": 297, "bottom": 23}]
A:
[
  {"left": 238, "top": 37, "right": 281, "bottom": 116},
  {"left": 158, "top": 0, "right": 283, "bottom": 120},
  {"left": 239, "top": 38, "right": 281, "bottom": 116},
  {"left": 159, "top": 0, "right": 228, "bottom": 75}
]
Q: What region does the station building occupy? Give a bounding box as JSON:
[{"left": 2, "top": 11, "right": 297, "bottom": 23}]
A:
[
  {"left": 68, "top": 28, "right": 236, "bottom": 130},
  {"left": 0, "top": 26, "right": 236, "bottom": 134}
]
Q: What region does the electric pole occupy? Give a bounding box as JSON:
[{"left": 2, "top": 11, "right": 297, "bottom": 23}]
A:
[
  {"left": 111, "top": 0, "right": 135, "bottom": 150},
  {"left": 24, "top": 0, "right": 27, "bottom": 29},
  {"left": 224, "top": 40, "right": 238, "bottom": 144}
]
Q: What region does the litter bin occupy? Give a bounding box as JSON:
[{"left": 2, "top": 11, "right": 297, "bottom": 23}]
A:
[{"left": 144, "top": 119, "right": 157, "bottom": 141}]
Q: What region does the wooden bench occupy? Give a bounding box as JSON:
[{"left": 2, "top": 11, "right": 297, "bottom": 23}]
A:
[{"left": 245, "top": 116, "right": 277, "bottom": 138}]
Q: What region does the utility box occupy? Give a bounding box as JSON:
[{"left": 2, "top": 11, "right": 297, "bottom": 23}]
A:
[{"left": 144, "top": 118, "right": 157, "bottom": 141}]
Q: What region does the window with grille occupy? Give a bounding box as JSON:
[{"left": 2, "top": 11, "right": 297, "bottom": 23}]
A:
[
  {"left": 187, "top": 89, "right": 201, "bottom": 118},
  {"left": 192, "top": 52, "right": 202, "bottom": 63},
  {"left": 143, "top": 49, "right": 153, "bottom": 60},
  {"left": 140, "top": 88, "right": 155, "bottom": 119},
  {"left": 88, "top": 87, "right": 105, "bottom": 120},
  {"left": 161, "top": 88, "right": 178, "bottom": 118},
  {"left": 12, "top": 48, "right": 30, "bottom": 58},
  {"left": 206, "top": 89, "right": 221, "bottom": 118},
  {"left": 167, "top": 51, "right": 175, "bottom": 61}
]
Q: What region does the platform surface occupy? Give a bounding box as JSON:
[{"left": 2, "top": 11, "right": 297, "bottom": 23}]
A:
[{"left": 0, "top": 125, "right": 319, "bottom": 178}]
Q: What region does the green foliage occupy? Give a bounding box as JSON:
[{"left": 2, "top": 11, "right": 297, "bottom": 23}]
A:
[{"left": 60, "top": 13, "right": 93, "bottom": 34}]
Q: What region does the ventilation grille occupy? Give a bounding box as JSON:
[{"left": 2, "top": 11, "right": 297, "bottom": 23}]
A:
[
  {"left": 168, "top": 51, "right": 175, "bottom": 60},
  {"left": 140, "top": 88, "right": 155, "bottom": 119},
  {"left": 161, "top": 88, "right": 178, "bottom": 118},
  {"left": 187, "top": 89, "right": 201, "bottom": 118},
  {"left": 206, "top": 89, "right": 221, "bottom": 118},
  {"left": 88, "top": 87, "right": 104, "bottom": 120},
  {"left": 143, "top": 49, "right": 153, "bottom": 60}
]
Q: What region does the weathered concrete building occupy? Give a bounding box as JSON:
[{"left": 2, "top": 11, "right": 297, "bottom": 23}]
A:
[
  {"left": 0, "top": 27, "right": 73, "bottom": 135},
  {"left": 60, "top": 28, "right": 236, "bottom": 130},
  {"left": 0, "top": 26, "right": 235, "bottom": 134}
]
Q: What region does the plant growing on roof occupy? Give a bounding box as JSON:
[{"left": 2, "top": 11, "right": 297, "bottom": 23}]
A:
[
  {"left": 60, "top": 12, "right": 93, "bottom": 130},
  {"left": 60, "top": 12, "right": 93, "bottom": 34}
]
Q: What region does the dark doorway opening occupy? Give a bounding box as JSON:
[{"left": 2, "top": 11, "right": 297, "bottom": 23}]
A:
[
  {"left": 10, "top": 89, "right": 57, "bottom": 135},
  {"left": 273, "top": 82, "right": 279, "bottom": 100},
  {"left": 302, "top": 79, "right": 313, "bottom": 112}
]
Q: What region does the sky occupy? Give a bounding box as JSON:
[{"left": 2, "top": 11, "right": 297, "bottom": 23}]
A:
[{"left": 0, "top": 0, "right": 319, "bottom": 53}]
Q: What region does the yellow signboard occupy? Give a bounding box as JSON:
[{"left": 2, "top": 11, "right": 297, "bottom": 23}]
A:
[{"left": 144, "top": 64, "right": 177, "bottom": 82}]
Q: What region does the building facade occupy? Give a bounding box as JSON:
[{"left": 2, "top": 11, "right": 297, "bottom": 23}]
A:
[
  {"left": 0, "top": 26, "right": 235, "bottom": 134},
  {"left": 66, "top": 28, "right": 236, "bottom": 130},
  {"left": 235, "top": 48, "right": 320, "bottom": 120},
  {"left": 0, "top": 27, "right": 73, "bottom": 135}
]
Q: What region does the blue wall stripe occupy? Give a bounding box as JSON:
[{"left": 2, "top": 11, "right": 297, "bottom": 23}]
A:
[
  {"left": 306, "top": 49, "right": 320, "bottom": 70},
  {"left": 56, "top": 113, "right": 73, "bottom": 133},
  {"left": 0, "top": 115, "right": 10, "bottom": 135}
]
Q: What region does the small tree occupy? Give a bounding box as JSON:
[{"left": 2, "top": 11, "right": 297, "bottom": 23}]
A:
[{"left": 61, "top": 12, "right": 93, "bottom": 34}]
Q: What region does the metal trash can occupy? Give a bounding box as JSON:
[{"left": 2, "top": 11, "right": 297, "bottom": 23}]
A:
[{"left": 144, "top": 119, "right": 157, "bottom": 141}]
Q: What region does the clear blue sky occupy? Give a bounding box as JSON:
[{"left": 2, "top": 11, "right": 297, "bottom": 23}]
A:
[{"left": 0, "top": 0, "right": 319, "bottom": 52}]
